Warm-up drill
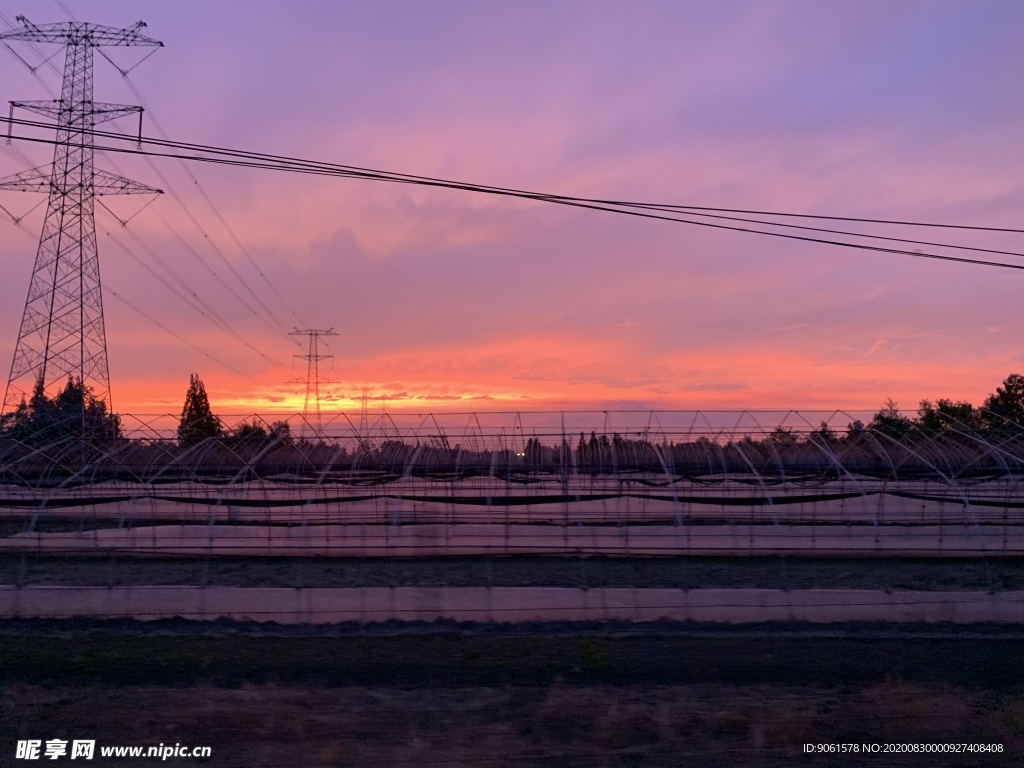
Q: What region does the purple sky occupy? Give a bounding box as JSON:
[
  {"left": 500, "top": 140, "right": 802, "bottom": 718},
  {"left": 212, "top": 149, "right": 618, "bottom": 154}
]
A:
[{"left": 2, "top": 0, "right": 1024, "bottom": 414}]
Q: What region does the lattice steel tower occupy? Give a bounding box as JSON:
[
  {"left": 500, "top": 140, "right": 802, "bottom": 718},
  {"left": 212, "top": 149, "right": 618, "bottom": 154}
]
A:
[
  {"left": 288, "top": 328, "right": 338, "bottom": 440},
  {"left": 0, "top": 16, "right": 162, "bottom": 414}
]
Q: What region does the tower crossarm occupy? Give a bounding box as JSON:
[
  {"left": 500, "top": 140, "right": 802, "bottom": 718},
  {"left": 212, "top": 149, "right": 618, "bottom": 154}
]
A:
[
  {"left": 0, "top": 165, "right": 51, "bottom": 193},
  {"left": 93, "top": 169, "right": 162, "bottom": 196},
  {"left": 11, "top": 100, "right": 144, "bottom": 126},
  {"left": 0, "top": 17, "right": 162, "bottom": 47},
  {"left": 0, "top": 167, "right": 161, "bottom": 195},
  {"left": 9, "top": 100, "right": 62, "bottom": 120}
]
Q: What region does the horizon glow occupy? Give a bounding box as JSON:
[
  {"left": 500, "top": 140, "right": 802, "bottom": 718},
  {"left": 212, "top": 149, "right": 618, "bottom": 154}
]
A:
[{"left": 2, "top": 1, "right": 1024, "bottom": 417}]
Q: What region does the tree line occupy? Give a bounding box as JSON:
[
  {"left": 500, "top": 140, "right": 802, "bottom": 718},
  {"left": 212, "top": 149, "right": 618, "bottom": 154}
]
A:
[
  {"left": 3, "top": 372, "right": 1024, "bottom": 451},
  {"left": 843, "top": 372, "right": 1024, "bottom": 441}
]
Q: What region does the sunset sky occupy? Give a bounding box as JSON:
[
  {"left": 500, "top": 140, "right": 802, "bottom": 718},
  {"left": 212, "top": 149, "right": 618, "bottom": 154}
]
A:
[{"left": 2, "top": 0, "right": 1024, "bottom": 417}]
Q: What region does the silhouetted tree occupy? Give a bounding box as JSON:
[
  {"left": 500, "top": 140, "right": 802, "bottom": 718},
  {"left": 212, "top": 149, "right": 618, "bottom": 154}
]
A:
[
  {"left": 524, "top": 436, "right": 545, "bottom": 467},
  {"left": 808, "top": 421, "right": 839, "bottom": 444},
  {"left": 0, "top": 376, "right": 120, "bottom": 445},
  {"left": 767, "top": 426, "right": 798, "bottom": 448},
  {"left": 177, "top": 373, "right": 221, "bottom": 447},
  {"left": 868, "top": 398, "right": 914, "bottom": 440},
  {"left": 982, "top": 373, "right": 1024, "bottom": 431},
  {"left": 268, "top": 420, "right": 291, "bottom": 440},
  {"left": 917, "top": 398, "right": 979, "bottom": 434},
  {"left": 229, "top": 419, "right": 268, "bottom": 445}
]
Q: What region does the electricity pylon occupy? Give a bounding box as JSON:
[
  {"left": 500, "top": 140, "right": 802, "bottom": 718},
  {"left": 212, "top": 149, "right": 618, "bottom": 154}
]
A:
[
  {"left": 0, "top": 17, "right": 162, "bottom": 415},
  {"left": 288, "top": 328, "right": 338, "bottom": 440},
  {"left": 359, "top": 385, "right": 374, "bottom": 436}
]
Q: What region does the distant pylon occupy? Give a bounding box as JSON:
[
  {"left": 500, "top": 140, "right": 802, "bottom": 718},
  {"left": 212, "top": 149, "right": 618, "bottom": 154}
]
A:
[
  {"left": 358, "top": 385, "right": 374, "bottom": 437},
  {"left": 0, "top": 17, "right": 162, "bottom": 415},
  {"left": 379, "top": 393, "right": 390, "bottom": 440},
  {"left": 287, "top": 328, "right": 337, "bottom": 440}
]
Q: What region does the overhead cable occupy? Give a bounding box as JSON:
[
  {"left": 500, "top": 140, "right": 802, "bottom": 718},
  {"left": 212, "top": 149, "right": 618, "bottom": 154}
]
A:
[{"left": 6, "top": 116, "right": 1024, "bottom": 272}]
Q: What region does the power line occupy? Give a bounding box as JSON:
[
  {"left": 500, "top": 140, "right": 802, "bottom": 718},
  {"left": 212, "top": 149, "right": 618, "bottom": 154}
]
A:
[
  {"left": 12, "top": 112, "right": 1022, "bottom": 234},
  {"left": 0, "top": 16, "right": 163, "bottom": 415},
  {"left": 147, "top": 205, "right": 301, "bottom": 343},
  {"left": 84, "top": 121, "right": 301, "bottom": 344},
  {"left": 119, "top": 74, "right": 309, "bottom": 330},
  {"left": 0, "top": 31, "right": 283, "bottom": 380},
  {"left": 609, "top": 204, "right": 1024, "bottom": 262},
  {"left": 564, "top": 198, "right": 1024, "bottom": 235},
  {"left": 104, "top": 286, "right": 252, "bottom": 379},
  {"left": 51, "top": 0, "right": 306, "bottom": 338},
  {"left": 122, "top": 149, "right": 299, "bottom": 341},
  {"left": 94, "top": 206, "right": 287, "bottom": 369},
  {"left": 6, "top": 9, "right": 1023, "bottom": 282},
  {"left": 0, "top": 12, "right": 275, "bottom": 404},
  {"left": 0, "top": 10, "right": 303, "bottom": 349},
  {"left": 6, "top": 117, "right": 1024, "bottom": 273},
  {"left": 0, "top": 153, "right": 272, "bottom": 384}
]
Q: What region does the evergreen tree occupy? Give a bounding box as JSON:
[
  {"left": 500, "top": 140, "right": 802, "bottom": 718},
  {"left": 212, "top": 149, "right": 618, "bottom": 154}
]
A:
[
  {"left": 868, "top": 398, "right": 914, "bottom": 440},
  {"left": 0, "top": 376, "right": 120, "bottom": 445},
  {"left": 524, "top": 436, "right": 544, "bottom": 466},
  {"left": 576, "top": 432, "right": 588, "bottom": 467},
  {"left": 177, "top": 373, "right": 221, "bottom": 446}
]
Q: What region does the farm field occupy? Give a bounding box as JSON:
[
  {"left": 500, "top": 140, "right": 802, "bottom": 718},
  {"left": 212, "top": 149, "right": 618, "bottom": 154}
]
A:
[{"left": 2, "top": 627, "right": 1022, "bottom": 767}]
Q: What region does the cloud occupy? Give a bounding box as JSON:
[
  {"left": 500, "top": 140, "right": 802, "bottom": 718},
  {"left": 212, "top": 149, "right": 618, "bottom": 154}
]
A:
[
  {"left": 675, "top": 382, "right": 749, "bottom": 392},
  {"left": 866, "top": 337, "right": 891, "bottom": 356},
  {"left": 5, "top": 2, "right": 1022, "bottom": 417}
]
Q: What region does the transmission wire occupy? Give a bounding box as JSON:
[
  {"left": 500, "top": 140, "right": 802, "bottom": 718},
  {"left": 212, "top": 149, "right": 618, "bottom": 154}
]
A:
[
  {"left": 121, "top": 75, "right": 309, "bottom": 330},
  {"left": 95, "top": 203, "right": 287, "bottom": 368},
  {"left": 0, "top": 32, "right": 266, "bottom": 382},
  {"left": 105, "top": 287, "right": 252, "bottom": 379},
  {"left": 48, "top": 1, "right": 309, "bottom": 340},
  {"left": 30, "top": 113, "right": 1020, "bottom": 235},
  {"left": 0, "top": 14, "right": 304, "bottom": 349},
  {"left": 7, "top": 117, "right": 1023, "bottom": 273}
]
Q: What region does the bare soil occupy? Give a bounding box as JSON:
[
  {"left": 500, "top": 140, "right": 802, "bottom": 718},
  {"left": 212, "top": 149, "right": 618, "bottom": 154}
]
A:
[
  {"left": 1, "top": 628, "right": 1023, "bottom": 766},
  {"left": 2, "top": 554, "right": 1024, "bottom": 591},
  {"left": 2, "top": 678, "right": 1022, "bottom": 767}
]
